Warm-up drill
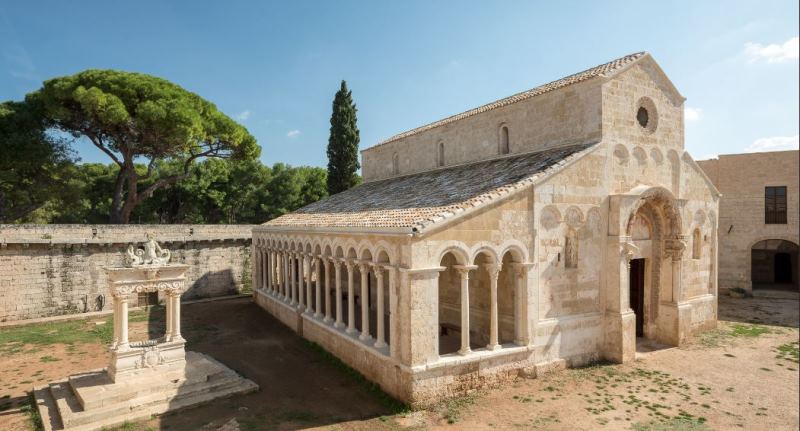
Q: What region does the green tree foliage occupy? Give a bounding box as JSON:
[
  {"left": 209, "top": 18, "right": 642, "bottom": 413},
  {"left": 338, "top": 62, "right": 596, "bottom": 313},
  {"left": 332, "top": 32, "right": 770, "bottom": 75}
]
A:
[
  {"left": 27, "top": 69, "right": 259, "bottom": 223},
  {"left": 20, "top": 159, "right": 327, "bottom": 225},
  {"left": 0, "top": 100, "right": 76, "bottom": 222},
  {"left": 326, "top": 80, "right": 360, "bottom": 195}
]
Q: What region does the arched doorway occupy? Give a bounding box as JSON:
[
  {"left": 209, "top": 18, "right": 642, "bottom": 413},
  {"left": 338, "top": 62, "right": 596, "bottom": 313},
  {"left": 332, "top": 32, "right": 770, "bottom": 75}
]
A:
[
  {"left": 751, "top": 239, "right": 799, "bottom": 290},
  {"left": 622, "top": 187, "right": 683, "bottom": 344}
]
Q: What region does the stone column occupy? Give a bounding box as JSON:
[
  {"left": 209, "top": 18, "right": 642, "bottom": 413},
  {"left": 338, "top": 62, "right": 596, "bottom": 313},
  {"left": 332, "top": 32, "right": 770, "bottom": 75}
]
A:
[
  {"left": 290, "top": 253, "right": 298, "bottom": 305},
  {"left": 304, "top": 255, "right": 313, "bottom": 313},
  {"left": 486, "top": 263, "right": 501, "bottom": 350},
  {"left": 117, "top": 293, "right": 130, "bottom": 350},
  {"left": 298, "top": 253, "right": 305, "bottom": 310},
  {"left": 388, "top": 267, "right": 398, "bottom": 357},
  {"left": 314, "top": 257, "right": 322, "bottom": 317},
  {"left": 345, "top": 261, "right": 356, "bottom": 334},
  {"left": 254, "top": 248, "right": 261, "bottom": 291},
  {"left": 171, "top": 291, "right": 183, "bottom": 341},
  {"left": 268, "top": 248, "right": 269, "bottom": 292},
  {"left": 284, "top": 252, "right": 290, "bottom": 300},
  {"left": 165, "top": 293, "right": 174, "bottom": 342},
  {"left": 454, "top": 265, "right": 476, "bottom": 355},
  {"left": 112, "top": 297, "right": 120, "bottom": 348},
  {"left": 334, "top": 259, "right": 344, "bottom": 328},
  {"left": 359, "top": 262, "right": 371, "bottom": 341},
  {"left": 374, "top": 266, "right": 386, "bottom": 348},
  {"left": 510, "top": 263, "right": 531, "bottom": 346},
  {"left": 324, "top": 258, "right": 333, "bottom": 323}
]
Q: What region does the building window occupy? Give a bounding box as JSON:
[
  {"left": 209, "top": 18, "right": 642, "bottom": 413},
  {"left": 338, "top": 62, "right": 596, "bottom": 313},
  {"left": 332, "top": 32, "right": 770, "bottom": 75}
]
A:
[
  {"left": 765, "top": 186, "right": 787, "bottom": 224},
  {"left": 499, "top": 126, "right": 510, "bottom": 155},
  {"left": 392, "top": 153, "right": 399, "bottom": 175},
  {"left": 437, "top": 142, "right": 445, "bottom": 167},
  {"left": 692, "top": 228, "right": 702, "bottom": 259},
  {"left": 637, "top": 107, "right": 649, "bottom": 128}
]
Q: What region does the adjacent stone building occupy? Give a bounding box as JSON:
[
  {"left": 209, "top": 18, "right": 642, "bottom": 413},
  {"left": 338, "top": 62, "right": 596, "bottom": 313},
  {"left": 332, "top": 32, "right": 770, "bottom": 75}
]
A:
[
  {"left": 698, "top": 150, "right": 799, "bottom": 293},
  {"left": 252, "top": 52, "right": 719, "bottom": 405}
]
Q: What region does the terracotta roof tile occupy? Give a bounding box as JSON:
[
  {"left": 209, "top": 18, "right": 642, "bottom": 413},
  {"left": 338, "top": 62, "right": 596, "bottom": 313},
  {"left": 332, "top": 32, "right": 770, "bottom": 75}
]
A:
[
  {"left": 368, "top": 52, "right": 645, "bottom": 149},
  {"left": 264, "top": 143, "right": 597, "bottom": 232}
]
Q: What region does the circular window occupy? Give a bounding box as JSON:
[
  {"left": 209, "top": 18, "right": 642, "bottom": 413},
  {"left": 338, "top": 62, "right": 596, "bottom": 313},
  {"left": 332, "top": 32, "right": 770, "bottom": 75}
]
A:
[
  {"left": 637, "top": 107, "right": 649, "bottom": 128},
  {"left": 635, "top": 97, "right": 658, "bottom": 134}
]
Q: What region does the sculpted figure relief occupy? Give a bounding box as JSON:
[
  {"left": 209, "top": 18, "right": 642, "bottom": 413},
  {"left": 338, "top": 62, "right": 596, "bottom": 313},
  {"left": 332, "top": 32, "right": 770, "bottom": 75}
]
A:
[{"left": 125, "top": 234, "right": 172, "bottom": 267}]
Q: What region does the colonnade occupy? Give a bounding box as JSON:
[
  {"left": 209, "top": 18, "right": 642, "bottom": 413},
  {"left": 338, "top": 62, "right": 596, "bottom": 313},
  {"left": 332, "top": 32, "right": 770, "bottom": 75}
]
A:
[{"left": 253, "top": 247, "right": 392, "bottom": 350}]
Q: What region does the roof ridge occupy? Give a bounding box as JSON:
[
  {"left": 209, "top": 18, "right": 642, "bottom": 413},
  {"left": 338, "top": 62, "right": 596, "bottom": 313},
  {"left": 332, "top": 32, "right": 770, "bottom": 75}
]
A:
[{"left": 367, "top": 51, "right": 646, "bottom": 150}]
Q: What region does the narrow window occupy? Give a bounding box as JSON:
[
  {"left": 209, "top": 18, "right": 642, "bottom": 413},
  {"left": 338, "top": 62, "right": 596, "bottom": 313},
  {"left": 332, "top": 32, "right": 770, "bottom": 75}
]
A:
[
  {"left": 392, "top": 153, "right": 399, "bottom": 175},
  {"left": 765, "top": 186, "right": 787, "bottom": 224},
  {"left": 500, "top": 126, "right": 510, "bottom": 155},
  {"left": 692, "top": 228, "right": 702, "bottom": 259},
  {"left": 565, "top": 229, "right": 578, "bottom": 269},
  {"left": 437, "top": 142, "right": 445, "bottom": 167}
]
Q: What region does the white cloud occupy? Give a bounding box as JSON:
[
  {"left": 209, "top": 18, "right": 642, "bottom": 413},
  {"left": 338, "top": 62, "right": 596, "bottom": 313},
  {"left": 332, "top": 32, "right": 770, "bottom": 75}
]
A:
[
  {"left": 235, "top": 110, "right": 251, "bottom": 121},
  {"left": 685, "top": 107, "right": 702, "bottom": 122},
  {"left": 744, "top": 135, "right": 799, "bottom": 153},
  {"left": 743, "top": 36, "right": 799, "bottom": 64},
  {"left": 286, "top": 130, "right": 301, "bottom": 138}
]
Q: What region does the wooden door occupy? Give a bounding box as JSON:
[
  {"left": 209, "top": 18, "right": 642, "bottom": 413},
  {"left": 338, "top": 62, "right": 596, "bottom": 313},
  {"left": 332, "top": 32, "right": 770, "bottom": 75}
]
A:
[{"left": 629, "top": 259, "right": 645, "bottom": 337}]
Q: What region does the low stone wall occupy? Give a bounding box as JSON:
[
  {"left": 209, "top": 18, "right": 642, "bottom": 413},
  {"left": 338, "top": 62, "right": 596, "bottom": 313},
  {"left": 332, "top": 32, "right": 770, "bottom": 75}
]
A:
[{"left": 0, "top": 224, "right": 254, "bottom": 323}]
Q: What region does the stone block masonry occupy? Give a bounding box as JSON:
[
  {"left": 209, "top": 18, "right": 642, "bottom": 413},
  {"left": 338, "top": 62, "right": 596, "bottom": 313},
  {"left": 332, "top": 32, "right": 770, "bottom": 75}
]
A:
[{"left": 0, "top": 224, "right": 254, "bottom": 323}]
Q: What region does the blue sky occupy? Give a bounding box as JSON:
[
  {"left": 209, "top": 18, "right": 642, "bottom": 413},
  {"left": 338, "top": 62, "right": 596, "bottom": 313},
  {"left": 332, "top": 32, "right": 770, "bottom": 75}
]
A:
[{"left": 1, "top": 1, "right": 798, "bottom": 167}]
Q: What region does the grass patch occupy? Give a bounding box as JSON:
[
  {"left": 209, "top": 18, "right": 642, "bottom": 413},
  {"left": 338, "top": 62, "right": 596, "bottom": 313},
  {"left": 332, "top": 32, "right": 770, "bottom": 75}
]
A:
[
  {"left": 632, "top": 417, "right": 711, "bottom": 431},
  {"left": 0, "top": 318, "right": 112, "bottom": 354},
  {"left": 40, "top": 355, "right": 59, "bottom": 363},
  {"left": 775, "top": 342, "right": 799, "bottom": 363},
  {"left": 697, "top": 323, "right": 772, "bottom": 348},
  {"left": 21, "top": 392, "right": 44, "bottom": 431},
  {"left": 439, "top": 393, "right": 477, "bottom": 424},
  {"left": 729, "top": 324, "right": 770, "bottom": 337},
  {"left": 303, "top": 341, "right": 407, "bottom": 414}
]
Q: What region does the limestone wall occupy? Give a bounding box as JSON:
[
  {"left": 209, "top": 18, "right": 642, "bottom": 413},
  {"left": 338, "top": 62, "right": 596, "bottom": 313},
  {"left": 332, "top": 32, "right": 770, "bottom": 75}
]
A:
[
  {"left": 0, "top": 224, "right": 254, "bottom": 322},
  {"left": 361, "top": 79, "right": 603, "bottom": 182},
  {"left": 697, "top": 151, "right": 799, "bottom": 291}
]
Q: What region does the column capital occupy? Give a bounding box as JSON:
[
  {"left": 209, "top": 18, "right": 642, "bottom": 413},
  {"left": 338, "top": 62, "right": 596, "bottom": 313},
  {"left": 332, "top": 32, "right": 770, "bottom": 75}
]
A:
[
  {"left": 485, "top": 263, "right": 502, "bottom": 279},
  {"left": 343, "top": 259, "right": 355, "bottom": 271},
  {"left": 453, "top": 264, "right": 478, "bottom": 278}
]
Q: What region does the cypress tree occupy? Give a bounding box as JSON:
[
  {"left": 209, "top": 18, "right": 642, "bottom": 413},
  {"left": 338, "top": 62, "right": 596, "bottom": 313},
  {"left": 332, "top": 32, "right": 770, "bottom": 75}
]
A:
[{"left": 326, "top": 80, "right": 360, "bottom": 195}]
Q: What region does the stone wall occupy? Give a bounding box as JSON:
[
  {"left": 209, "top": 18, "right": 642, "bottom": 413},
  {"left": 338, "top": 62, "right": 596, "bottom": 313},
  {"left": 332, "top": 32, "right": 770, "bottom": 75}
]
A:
[
  {"left": 697, "top": 150, "right": 799, "bottom": 291},
  {"left": 0, "top": 224, "right": 254, "bottom": 322}
]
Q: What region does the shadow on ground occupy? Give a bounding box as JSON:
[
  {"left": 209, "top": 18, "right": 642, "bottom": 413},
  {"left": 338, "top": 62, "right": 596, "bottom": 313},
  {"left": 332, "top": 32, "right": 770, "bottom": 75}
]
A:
[
  {"left": 146, "top": 297, "right": 394, "bottom": 431},
  {"left": 718, "top": 294, "right": 799, "bottom": 328}
]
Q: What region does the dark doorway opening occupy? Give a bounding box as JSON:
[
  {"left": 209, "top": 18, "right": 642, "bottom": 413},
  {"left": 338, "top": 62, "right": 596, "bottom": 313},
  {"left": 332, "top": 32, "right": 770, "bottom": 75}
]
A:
[
  {"left": 775, "top": 252, "right": 792, "bottom": 283},
  {"left": 629, "top": 258, "right": 646, "bottom": 337}
]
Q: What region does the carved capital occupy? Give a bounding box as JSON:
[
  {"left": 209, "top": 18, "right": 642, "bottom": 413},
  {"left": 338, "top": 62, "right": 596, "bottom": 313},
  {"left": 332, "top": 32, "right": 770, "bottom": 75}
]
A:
[{"left": 485, "top": 263, "right": 502, "bottom": 280}]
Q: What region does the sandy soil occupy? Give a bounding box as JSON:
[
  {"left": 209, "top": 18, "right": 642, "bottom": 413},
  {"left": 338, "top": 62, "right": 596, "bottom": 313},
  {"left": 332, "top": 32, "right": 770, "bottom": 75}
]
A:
[{"left": 0, "top": 295, "right": 797, "bottom": 431}]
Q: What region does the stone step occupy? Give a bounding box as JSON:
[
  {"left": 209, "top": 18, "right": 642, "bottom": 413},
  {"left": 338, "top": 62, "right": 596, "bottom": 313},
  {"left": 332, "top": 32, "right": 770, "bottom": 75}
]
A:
[
  {"left": 33, "top": 385, "right": 62, "bottom": 431},
  {"left": 58, "top": 370, "right": 249, "bottom": 428}
]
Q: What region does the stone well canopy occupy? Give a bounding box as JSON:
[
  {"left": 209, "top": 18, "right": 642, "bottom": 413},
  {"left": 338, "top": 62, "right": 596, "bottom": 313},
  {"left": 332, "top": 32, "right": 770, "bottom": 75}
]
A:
[{"left": 264, "top": 142, "right": 596, "bottom": 234}]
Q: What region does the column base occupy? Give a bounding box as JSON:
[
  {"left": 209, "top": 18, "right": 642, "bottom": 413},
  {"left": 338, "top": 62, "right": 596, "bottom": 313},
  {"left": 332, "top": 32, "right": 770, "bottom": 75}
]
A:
[
  {"left": 602, "top": 310, "right": 636, "bottom": 364},
  {"left": 486, "top": 343, "right": 501, "bottom": 351}
]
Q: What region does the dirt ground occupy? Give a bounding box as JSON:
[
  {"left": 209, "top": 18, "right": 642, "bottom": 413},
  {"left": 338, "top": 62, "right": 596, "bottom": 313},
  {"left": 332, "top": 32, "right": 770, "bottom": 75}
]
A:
[{"left": 0, "top": 294, "right": 797, "bottom": 431}]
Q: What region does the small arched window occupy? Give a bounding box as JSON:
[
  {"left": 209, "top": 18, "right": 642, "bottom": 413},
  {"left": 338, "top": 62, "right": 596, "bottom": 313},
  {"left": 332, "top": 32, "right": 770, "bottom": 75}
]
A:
[
  {"left": 499, "top": 126, "right": 510, "bottom": 155},
  {"left": 437, "top": 142, "right": 445, "bottom": 167},
  {"left": 692, "top": 228, "right": 702, "bottom": 259},
  {"left": 392, "top": 153, "right": 399, "bottom": 175}
]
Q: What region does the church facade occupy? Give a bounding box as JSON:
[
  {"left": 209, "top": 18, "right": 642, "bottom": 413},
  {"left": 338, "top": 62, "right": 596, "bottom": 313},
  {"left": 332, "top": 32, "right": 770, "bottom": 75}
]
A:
[{"left": 251, "top": 52, "right": 719, "bottom": 406}]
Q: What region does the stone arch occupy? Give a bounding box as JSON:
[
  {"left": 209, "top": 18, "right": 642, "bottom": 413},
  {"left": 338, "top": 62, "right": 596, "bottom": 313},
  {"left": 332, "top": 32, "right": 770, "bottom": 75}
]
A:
[
  {"left": 498, "top": 240, "right": 529, "bottom": 263},
  {"left": 371, "top": 240, "right": 397, "bottom": 265},
  {"left": 498, "top": 123, "right": 510, "bottom": 155},
  {"left": 633, "top": 146, "right": 648, "bottom": 166},
  {"left": 613, "top": 144, "right": 630, "bottom": 165},
  {"left": 498, "top": 249, "right": 524, "bottom": 345},
  {"left": 650, "top": 147, "right": 664, "bottom": 165},
  {"left": 691, "top": 228, "right": 702, "bottom": 260},
  {"left": 470, "top": 249, "right": 496, "bottom": 348},
  {"left": 434, "top": 241, "right": 471, "bottom": 266},
  {"left": 438, "top": 251, "right": 467, "bottom": 356},
  {"left": 564, "top": 206, "right": 584, "bottom": 229},
  {"left": 540, "top": 205, "right": 562, "bottom": 231},
  {"left": 469, "top": 242, "right": 500, "bottom": 265},
  {"left": 750, "top": 238, "right": 799, "bottom": 290}
]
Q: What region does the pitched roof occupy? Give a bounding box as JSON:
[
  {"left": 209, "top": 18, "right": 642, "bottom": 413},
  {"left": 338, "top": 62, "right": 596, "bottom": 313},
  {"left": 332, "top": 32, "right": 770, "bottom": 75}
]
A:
[
  {"left": 263, "top": 143, "right": 597, "bottom": 234},
  {"left": 368, "top": 52, "right": 646, "bottom": 150}
]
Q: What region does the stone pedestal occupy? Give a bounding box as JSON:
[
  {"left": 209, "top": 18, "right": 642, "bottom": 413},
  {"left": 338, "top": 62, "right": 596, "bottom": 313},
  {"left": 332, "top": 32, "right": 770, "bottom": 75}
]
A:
[{"left": 34, "top": 236, "right": 258, "bottom": 431}]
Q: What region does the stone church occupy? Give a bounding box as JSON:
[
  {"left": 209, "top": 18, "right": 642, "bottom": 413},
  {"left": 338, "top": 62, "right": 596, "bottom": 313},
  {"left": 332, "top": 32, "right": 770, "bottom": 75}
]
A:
[{"left": 251, "top": 52, "right": 719, "bottom": 405}]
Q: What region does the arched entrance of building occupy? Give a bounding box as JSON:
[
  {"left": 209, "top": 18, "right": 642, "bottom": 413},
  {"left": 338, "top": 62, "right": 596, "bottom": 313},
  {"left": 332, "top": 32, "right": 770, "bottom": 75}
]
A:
[
  {"left": 620, "top": 187, "right": 685, "bottom": 347},
  {"left": 751, "top": 239, "right": 799, "bottom": 290}
]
